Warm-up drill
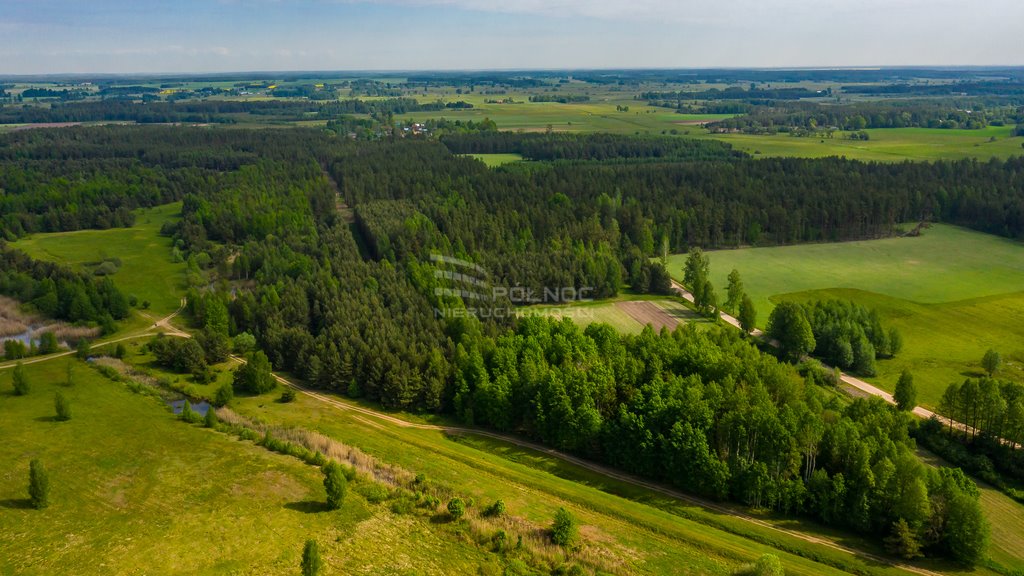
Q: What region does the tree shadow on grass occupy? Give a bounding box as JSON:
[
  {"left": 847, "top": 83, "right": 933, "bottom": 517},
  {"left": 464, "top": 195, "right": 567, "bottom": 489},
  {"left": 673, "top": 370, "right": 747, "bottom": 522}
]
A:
[
  {"left": 284, "top": 500, "right": 330, "bottom": 514},
  {"left": 33, "top": 415, "right": 58, "bottom": 423},
  {"left": 0, "top": 498, "right": 33, "bottom": 510},
  {"left": 959, "top": 370, "right": 986, "bottom": 379}
]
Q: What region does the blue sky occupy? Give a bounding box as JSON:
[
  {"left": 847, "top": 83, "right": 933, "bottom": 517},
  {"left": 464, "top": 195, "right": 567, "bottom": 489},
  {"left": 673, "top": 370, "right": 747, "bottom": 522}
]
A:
[{"left": 2, "top": 0, "right": 1022, "bottom": 74}]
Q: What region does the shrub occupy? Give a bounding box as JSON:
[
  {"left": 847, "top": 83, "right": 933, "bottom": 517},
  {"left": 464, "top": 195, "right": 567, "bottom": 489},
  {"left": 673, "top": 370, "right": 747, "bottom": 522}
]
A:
[
  {"left": 482, "top": 499, "right": 506, "bottom": 518},
  {"left": 54, "top": 391, "right": 72, "bottom": 421},
  {"left": 360, "top": 483, "right": 390, "bottom": 504},
  {"left": 214, "top": 382, "right": 234, "bottom": 407},
  {"left": 551, "top": 507, "right": 579, "bottom": 548},
  {"left": 12, "top": 362, "right": 30, "bottom": 396},
  {"left": 447, "top": 497, "right": 465, "bottom": 520},
  {"left": 28, "top": 459, "right": 49, "bottom": 509},
  {"left": 301, "top": 539, "right": 321, "bottom": 576},
  {"left": 280, "top": 388, "right": 297, "bottom": 403}
]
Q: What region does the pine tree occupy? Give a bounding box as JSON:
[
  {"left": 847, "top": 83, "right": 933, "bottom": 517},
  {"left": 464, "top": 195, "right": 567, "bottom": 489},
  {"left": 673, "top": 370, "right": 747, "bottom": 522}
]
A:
[
  {"left": 29, "top": 459, "right": 49, "bottom": 509},
  {"left": 204, "top": 406, "right": 219, "bottom": 428},
  {"left": 884, "top": 519, "right": 923, "bottom": 560}
]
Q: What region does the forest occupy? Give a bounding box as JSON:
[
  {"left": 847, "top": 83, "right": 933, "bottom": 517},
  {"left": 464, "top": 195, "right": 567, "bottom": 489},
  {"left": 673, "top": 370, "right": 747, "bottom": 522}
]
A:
[
  {"left": 0, "top": 97, "right": 472, "bottom": 124},
  {"left": 5, "top": 126, "right": 1021, "bottom": 563},
  {"left": 705, "top": 102, "right": 1024, "bottom": 133}
]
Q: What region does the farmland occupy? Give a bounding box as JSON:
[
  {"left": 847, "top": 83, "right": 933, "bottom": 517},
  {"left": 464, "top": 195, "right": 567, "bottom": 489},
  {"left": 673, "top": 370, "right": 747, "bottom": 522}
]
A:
[
  {"left": 526, "top": 296, "right": 711, "bottom": 334},
  {"left": 667, "top": 224, "right": 1024, "bottom": 407},
  {"left": 694, "top": 125, "right": 1024, "bottom": 162}
]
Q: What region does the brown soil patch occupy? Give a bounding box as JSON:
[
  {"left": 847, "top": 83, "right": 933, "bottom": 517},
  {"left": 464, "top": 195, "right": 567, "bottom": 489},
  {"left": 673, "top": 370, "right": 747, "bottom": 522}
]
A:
[{"left": 616, "top": 301, "right": 679, "bottom": 332}]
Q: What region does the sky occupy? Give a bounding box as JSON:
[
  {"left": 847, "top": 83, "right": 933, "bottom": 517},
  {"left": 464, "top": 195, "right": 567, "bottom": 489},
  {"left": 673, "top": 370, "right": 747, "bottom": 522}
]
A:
[{"left": 1, "top": 0, "right": 1022, "bottom": 74}]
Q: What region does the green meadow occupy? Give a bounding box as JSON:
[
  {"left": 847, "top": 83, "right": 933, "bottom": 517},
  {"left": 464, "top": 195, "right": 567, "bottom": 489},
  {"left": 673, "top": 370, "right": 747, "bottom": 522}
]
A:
[
  {"left": 667, "top": 224, "right": 1024, "bottom": 407},
  {"left": 696, "top": 125, "right": 1024, "bottom": 162},
  {"left": 12, "top": 203, "right": 187, "bottom": 317},
  {"left": 466, "top": 153, "right": 525, "bottom": 167},
  {"left": 0, "top": 360, "right": 499, "bottom": 575}
]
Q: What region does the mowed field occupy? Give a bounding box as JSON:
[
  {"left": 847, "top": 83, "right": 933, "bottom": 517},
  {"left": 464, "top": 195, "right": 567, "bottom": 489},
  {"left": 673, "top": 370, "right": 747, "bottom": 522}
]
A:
[
  {"left": 12, "top": 203, "right": 187, "bottom": 317},
  {"left": 0, "top": 360, "right": 500, "bottom": 575},
  {"left": 694, "top": 125, "right": 1024, "bottom": 162},
  {"left": 665, "top": 224, "right": 1024, "bottom": 408}
]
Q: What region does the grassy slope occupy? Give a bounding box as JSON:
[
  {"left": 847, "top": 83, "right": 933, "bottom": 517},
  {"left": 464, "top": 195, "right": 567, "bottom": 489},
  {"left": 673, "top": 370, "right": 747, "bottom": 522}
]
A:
[
  {"left": 12, "top": 203, "right": 187, "bottom": 317},
  {"left": 0, "top": 360, "right": 498, "bottom": 575},
  {"left": 225, "top": 380, "right": 925, "bottom": 576},
  {"left": 665, "top": 224, "right": 1024, "bottom": 407}
]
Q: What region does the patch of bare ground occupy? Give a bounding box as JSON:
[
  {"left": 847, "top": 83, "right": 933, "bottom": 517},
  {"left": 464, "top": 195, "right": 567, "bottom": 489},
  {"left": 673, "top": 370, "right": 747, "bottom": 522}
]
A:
[{"left": 616, "top": 301, "right": 679, "bottom": 332}]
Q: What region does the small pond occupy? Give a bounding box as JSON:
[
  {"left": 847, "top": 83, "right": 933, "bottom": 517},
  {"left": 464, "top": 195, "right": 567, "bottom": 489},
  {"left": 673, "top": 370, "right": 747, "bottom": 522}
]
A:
[{"left": 167, "top": 399, "right": 212, "bottom": 416}]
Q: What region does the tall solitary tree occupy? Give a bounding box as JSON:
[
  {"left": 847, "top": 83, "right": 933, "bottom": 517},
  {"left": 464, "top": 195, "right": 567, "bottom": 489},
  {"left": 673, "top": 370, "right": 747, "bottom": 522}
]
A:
[
  {"left": 738, "top": 295, "right": 758, "bottom": 334},
  {"left": 29, "top": 459, "right": 49, "bottom": 509},
  {"left": 724, "top": 269, "right": 744, "bottom": 314},
  {"left": 894, "top": 369, "right": 917, "bottom": 411},
  {"left": 982, "top": 349, "right": 1001, "bottom": 376},
  {"left": 301, "top": 539, "right": 322, "bottom": 576},
  {"left": 323, "top": 461, "right": 347, "bottom": 510}
]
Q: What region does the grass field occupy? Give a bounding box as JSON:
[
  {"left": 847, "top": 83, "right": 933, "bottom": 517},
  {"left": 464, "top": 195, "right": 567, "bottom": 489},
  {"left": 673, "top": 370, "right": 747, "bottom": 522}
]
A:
[
  {"left": 666, "top": 224, "right": 1024, "bottom": 408},
  {"left": 12, "top": 203, "right": 187, "bottom": 317},
  {"left": 465, "top": 153, "right": 525, "bottom": 167},
  {"left": 0, "top": 360, "right": 500, "bottom": 575},
  {"left": 695, "top": 125, "right": 1024, "bottom": 162}
]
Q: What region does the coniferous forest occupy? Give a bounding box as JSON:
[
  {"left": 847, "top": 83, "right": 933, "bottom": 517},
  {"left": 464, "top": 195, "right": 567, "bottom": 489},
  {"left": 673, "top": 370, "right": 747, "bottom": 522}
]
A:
[{"left": 4, "top": 125, "right": 1022, "bottom": 563}]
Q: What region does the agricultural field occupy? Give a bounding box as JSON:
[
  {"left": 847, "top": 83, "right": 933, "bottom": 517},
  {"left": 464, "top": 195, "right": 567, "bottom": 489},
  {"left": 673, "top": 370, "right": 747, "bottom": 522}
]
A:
[
  {"left": 0, "top": 360, "right": 499, "bottom": 575},
  {"left": 12, "top": 203, "right": 187, "bottom": 318},
  {"left": 667, "top": 224, "right": 1024, "bottom": 407},
  {"left": 695, "top": 125, "right": 1024, "bottom": 162},
  {"left": 398, "top": 96, "right": 734, "bottom": 135},
  {"left": 524, "top": 296, "right": 711, "bottom": 334}
]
